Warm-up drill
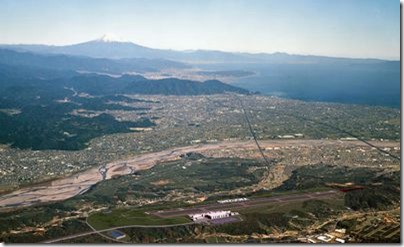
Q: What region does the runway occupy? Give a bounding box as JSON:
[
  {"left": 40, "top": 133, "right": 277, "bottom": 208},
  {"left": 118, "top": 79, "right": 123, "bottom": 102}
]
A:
[{"left": 150, "top": 190, "right": 340, "bottom": 218}]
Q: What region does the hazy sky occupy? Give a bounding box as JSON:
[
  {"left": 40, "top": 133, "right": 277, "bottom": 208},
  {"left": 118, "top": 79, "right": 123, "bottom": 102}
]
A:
[{"left": 0, "top": 0, "right": 400, "bottom": 59}]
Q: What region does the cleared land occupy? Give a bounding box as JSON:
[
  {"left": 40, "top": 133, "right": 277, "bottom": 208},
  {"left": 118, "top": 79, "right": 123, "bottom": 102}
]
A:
[
  {"left": 47, "top": 189, "right": 340, "bottom": 243},
  {"left": 87, "top": 208, "right": 191, "bottom": 230},
  {"left": 150, "top": 190, "right": 340, "bottom": 218}
]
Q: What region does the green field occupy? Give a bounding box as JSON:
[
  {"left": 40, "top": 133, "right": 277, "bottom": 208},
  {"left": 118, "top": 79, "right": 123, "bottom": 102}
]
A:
[
  {"left": 87, "top": 208, "right": 191, "bottom": 230},
  {"left": 76, "top": 157, "right": 266, "bottom": 206}
]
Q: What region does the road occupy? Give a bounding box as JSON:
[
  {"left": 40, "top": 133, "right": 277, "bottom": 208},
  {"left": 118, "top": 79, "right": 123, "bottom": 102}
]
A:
[
  {"left": 150, "top": 190, "right": 340, "bottom": 218},
  {"left": 236, "top": 95, "right": 272, "bottom": 167},
  {"left": 42, "top": 222, "right": 196, "bottom": 243}
]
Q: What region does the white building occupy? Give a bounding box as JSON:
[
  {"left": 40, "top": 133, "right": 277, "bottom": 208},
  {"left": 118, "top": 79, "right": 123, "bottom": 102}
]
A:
[
  {"left": 217, "top": 198, "right": 248, "bottom": 204},
  {"left": 317, "top": 235, "right": 333, "bottom": 243},
  {"left": 335, "top": 228, "right": 347, "bottom": 234},
  {"left": 189, "top": 210, "right": 236, "bottom": 221},
  {"left": 205, "top": 211, "right": 231, "bottom": 219},
  {"left": 307, "top": 238, "right": 317, "bottom": 243},
  {"left": 336, "top": 238, "right": 346, "bottom": 243},
  {"left": 189, "top": 213, "right": 206, "bottom": 221}
]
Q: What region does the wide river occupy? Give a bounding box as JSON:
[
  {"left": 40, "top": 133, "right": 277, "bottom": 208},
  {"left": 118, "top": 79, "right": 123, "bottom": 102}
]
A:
[{"left": 0, "top": 139, "right": 399, "bottom": 210}]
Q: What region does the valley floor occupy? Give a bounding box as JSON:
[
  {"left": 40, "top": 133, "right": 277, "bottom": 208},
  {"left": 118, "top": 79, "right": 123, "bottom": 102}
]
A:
[{"left": 0, "top": 139, "right": 399, "bottom": 211}]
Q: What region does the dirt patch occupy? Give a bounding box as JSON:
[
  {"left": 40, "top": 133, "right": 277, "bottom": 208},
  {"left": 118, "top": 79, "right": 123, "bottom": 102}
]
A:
[
  {"left": 150, "top": 179, "right": 172, "bottom": 186},
  {"left": 112, "top": 166, "right": 129, "bottom": 172}
]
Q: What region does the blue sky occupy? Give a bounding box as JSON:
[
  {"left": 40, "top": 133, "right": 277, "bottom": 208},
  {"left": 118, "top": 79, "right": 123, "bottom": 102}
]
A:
[{"left": 0, "top": 0, "right": 400, "bottom": 59}]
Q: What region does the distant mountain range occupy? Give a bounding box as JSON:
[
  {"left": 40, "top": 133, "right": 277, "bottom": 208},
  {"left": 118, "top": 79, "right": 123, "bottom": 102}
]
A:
[
  {"left": 0, "top": 48, "right": 189, "bottom": 75},
  {"left": 1, "top": 35, "right": 396, "bottom": 63},
  {"left": 0, "top": 35, "right": 399, "bottom": 108},
  {"left": 0, "top": 61, "right": 249, "bottom": 96},
  {"left": 67, "top": 74, "right": 249, "bottom": 96}
]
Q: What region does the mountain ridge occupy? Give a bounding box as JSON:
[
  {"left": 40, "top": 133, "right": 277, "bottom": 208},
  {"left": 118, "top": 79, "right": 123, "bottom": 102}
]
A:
[
  {"left": 0, "top": 48, "right": 190, "bottom": 74},
  {"left": 0, "top": 36, "right": 396, "bottom": 63}
]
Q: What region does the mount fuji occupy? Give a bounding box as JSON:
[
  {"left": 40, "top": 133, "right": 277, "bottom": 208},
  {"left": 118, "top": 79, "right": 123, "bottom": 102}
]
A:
[
  {"left": 0, "top": 34, "right": 399, "bottom": 107},
  {"left": 0, "top": 34, "right": 392, "bottom": 64}
]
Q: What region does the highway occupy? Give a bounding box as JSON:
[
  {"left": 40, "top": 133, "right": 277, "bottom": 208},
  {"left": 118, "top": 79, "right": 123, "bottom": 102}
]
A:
[{"left": 236, "top": 95, "right": 272, "bottom": 167}]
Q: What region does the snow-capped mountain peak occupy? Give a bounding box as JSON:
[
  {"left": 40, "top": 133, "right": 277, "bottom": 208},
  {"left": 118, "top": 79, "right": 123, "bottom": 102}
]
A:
[{"left": 95, "top": 33, "right": 125, "bottom": 43}]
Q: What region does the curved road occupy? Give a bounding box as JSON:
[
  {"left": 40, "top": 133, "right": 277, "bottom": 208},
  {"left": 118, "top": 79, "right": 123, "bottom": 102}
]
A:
[{"left": 42, "top": 222, "right": 196, "bottom": 243}]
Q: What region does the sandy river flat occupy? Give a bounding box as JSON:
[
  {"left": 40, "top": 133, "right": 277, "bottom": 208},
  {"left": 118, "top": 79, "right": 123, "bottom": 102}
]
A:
[{"left": 0, "top": 139, "right": 399, "bottom": 210}]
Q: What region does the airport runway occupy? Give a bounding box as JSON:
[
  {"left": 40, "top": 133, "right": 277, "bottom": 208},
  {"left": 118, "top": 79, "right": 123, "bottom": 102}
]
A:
[{"left": 150, "top": 190, "right": 340, "bottom": 218}]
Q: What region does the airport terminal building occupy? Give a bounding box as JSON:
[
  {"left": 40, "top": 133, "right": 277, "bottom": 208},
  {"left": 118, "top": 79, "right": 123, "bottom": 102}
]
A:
[{"left": 189, "top": 210, "right": 238, "bottom": 221}]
